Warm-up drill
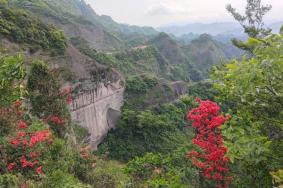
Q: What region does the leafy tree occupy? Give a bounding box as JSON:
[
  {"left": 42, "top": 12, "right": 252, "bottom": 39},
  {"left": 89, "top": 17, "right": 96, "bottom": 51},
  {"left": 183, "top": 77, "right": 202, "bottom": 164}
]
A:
[
  {"left": 126, "top": 75, "right": 158, "bottom": 94},
  {"left": 226, "top": 0, "right": 272, "bottom": 50},
  {"left": 212, "top": 32, "right": 283, "bottom": 187},
  {"left": 27, "top": 60, "right": 70, "bottom": 136},
  {"left": 0, "top": 54, "right": 26, "bottom": 107}
]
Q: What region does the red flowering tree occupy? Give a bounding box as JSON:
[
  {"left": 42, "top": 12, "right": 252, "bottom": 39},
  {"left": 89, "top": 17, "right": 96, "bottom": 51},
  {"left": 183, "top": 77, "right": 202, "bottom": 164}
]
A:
[
  {"left": 2, "top": 99, "right": 52, "bottom": 179},
  {"left": 186, "top": 98, "right": 231, "bottom": 188},
  {"left": 6, "top": 119, "right": 53, "bottom": 178}
]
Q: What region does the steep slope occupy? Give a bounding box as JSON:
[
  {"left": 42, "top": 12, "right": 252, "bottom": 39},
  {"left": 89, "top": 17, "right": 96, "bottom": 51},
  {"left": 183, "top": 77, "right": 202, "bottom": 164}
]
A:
[
  {"left": 149, "top": 32, "right": 187, "bottom": 65},
  {"left": 9, "top": 0, "right": 158, "bottom": 51},
  {"left": 0, "top": 3, "right": 126, "bottom": 148},
  {"left": 8, "top": 0, "right": 124, "bottom": 51},
  {"left": 183, "top": 34, "right": 242, "bottom": 76}
]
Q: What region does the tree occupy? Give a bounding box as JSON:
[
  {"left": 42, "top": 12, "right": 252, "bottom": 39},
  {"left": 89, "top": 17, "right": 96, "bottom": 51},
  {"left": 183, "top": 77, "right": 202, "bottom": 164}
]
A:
[
  {"left": 226, "top": 0, "right": 272, "bottom": 50},
  {"left": 27, "top": 60, "right": 70, "bottom": 136},
  {"left": 0, "top": 54, "right": 26, "bottom": 107},
  {"left": 187, "top": 98, "right": 231, "bottom": 188},
  {"left": 212, "top": 32, "right": 283, "bottom": 187}
]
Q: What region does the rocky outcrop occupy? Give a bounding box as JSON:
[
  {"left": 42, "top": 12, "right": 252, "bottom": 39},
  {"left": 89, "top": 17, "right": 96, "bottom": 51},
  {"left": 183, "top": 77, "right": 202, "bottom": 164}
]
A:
[
  {"left": 70, "top": 78, "right": 124, "bottom": 149},
  {"left": 171, "top": 81, "right": 187, "bottom": 96}
]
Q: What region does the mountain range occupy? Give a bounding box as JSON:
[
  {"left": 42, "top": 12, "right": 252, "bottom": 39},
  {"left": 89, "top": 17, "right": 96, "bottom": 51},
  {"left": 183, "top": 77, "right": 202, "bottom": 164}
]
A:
[{"left": 158, "top": 21, "right": 283, "bottom": 37}]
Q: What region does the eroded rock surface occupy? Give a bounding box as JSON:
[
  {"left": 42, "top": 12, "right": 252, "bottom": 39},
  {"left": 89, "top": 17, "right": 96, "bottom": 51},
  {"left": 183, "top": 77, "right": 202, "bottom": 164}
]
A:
[{"left": 70, "top": 76, "right": 124, "bottom": 149}]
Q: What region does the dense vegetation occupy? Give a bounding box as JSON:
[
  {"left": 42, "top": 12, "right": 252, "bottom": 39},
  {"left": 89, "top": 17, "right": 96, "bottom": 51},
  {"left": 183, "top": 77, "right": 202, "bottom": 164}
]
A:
[
  {"left": 0, "top": 5, "right": 67, "bottom": 54},
  {"left": 99, "top": 97, "right": 196, "bottom": 162},
  {"left": 97, "top": 27, "right": 283, "bottom": 188},
  {"left": 0, "top": 0, "right": 282, "bottom": 187},
  {"left": 212, "top": 32, "right": 283, "bottom": 187},
  {"left": 0, "top": 56, "right": 91, "bottom": 187}
]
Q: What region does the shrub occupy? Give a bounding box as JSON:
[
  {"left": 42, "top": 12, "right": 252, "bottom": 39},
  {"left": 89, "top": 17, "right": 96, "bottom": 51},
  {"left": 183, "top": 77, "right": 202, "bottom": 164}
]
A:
[
  {"left": 41, "top": 170, "right": 90, "bottom": 188},
  {"left": 85, "top": 159, "right": 129, "bottom": 188}
]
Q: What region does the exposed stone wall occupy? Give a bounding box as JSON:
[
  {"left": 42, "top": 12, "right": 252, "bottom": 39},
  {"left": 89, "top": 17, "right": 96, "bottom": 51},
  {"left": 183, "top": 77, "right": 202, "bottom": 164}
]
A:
[
  {"left": 171, "top": 81, "right": 188, "bottom": 96},
  {"left": 70, "top": 80, "right": 124, "bottom": 149}
]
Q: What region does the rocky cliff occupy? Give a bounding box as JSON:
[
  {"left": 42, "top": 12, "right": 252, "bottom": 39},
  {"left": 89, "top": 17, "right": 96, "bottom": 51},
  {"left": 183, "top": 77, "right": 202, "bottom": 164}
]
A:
[{"left": 70, "top": 73, "right": 125, "bottom": 149}]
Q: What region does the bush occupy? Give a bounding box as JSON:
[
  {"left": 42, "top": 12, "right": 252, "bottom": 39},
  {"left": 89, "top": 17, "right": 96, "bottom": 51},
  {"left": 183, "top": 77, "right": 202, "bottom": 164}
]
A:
[
  {"left": 0, "top": 174, "right": 21, "bottom": 187},
  {"left": 126, "top": 75, "right": 158, "bottom": 94},
  {"left": 41, "top": 170, "right": 90, "bottom": 188},
  {"left": 125, "top": 152, "right": 193, "bottom": 188},
  {"left": 85, "top": 159, "right": 129, "bottom": 188}
]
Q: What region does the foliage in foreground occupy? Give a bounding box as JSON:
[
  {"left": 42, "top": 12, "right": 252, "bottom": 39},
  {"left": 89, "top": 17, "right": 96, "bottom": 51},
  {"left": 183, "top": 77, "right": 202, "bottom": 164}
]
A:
[
  {"left": 0, "top": 55, "right": 127, "bottom": 187},
  {"left": 212, "top": 31, "right": 283, "bottom": 187}
]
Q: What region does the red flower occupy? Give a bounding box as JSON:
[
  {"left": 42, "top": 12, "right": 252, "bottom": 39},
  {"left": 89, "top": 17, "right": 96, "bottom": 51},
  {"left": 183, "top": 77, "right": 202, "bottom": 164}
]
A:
[
  {"left": 81, "top": 152, "right": 89, "bottom": 159},
  {"left": 22, "top": 139, "right": 28, "bottom": 146},
  {"left": 19, "top": 156, "right": 35, "bottom": 168},
  {"left": 187, "top": 150, "right": 199, "bottom": 157},
  {"left": 47, "top": 115, "right": 64, "bottom": 125},
  {"left": 60, "top": 87, "right": 72, "bottom": 96},
  {"left": 18, "top": 121, "right": 28, "bottom": 129},
  {"left": 66, "top": 95, "right": 73, "bottom": 104},
  {"left": 10, "top": 138, "right": 20, "bottom": 146},
  {"left": 17, "top": 131, "right": 27, "bottom": 137},
  {"left": 36, "top": 166, "right": 42, "bottom": 174},
  {"left": 20, "top": 183, "right": 28, "bottom": 188},
  {"left": 29, "top": 152, "right": 40, "bottom": 159},
  {"left": 7, "top": 162, "right": 16, "bottom": 171},
  {"left": 29, "top": 130, "right": 52, "bottom": 147}
]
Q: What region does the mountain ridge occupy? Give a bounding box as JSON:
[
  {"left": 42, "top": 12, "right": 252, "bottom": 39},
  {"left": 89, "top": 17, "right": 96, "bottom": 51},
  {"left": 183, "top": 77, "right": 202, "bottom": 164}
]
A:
[{"left": 158, "top": 21, "right": 283, "bottom": 37}]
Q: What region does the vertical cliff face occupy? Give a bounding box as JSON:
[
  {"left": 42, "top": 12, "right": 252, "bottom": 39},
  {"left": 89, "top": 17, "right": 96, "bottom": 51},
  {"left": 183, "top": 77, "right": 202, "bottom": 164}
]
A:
[{"left": 70, "top": 74, "right": 125, "bottom": 149}]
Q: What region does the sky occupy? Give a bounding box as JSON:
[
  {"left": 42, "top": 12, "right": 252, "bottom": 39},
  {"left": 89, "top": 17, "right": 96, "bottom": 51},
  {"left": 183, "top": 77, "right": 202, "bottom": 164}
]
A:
[{"left": 85, "top": 0, "right": 283, "bottom": 27}]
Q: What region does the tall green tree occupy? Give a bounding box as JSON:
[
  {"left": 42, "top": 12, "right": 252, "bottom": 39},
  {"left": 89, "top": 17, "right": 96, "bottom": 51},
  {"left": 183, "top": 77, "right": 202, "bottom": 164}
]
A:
[
  {"left": 226, "top": 0, "right": 272, "bottom": 50},
  {"left": 212, "top": 31, "right": 283, "bottom": 187}
]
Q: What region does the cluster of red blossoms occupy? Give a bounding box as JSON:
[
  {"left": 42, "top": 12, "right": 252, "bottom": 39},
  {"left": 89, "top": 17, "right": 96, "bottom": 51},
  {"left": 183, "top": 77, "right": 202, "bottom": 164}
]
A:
[
  {"left": 80, "top": 145, "right": 92, "bottom": 160},
  {"left": 45, "top": 115, "right": 64, "bottom": 125},
  {"left": 0, "top": 100, "right": 23, "bottom": 119},
  {"left": 7, "top": 120, "right": 52, "bottom": 175},
  {"left": 60, "top": 87, "right": 73, "bottom": 105},
  {"left": 80, "top": 145, "right": 97, "bottom": 168},
  {"left": 187, "top": 98, "right": 232, "bottom": 188}
]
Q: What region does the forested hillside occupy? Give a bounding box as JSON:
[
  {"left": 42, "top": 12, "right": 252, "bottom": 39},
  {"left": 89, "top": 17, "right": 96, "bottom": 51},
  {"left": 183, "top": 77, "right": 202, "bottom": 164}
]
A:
[{"left": 0, "top": 0, "right": 282, "bottom": 187}]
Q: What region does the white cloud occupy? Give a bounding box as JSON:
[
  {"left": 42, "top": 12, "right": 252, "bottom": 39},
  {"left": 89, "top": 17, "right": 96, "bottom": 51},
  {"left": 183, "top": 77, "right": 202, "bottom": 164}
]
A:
[
  {"left": 146, "top": 2, "right": 189, "bottom": 16},
  {"left": 146, "top": 4, "right": 175, "bottom": 16},
  {"left": 85, "top": 0, "right": 283, "bottom": 27}
]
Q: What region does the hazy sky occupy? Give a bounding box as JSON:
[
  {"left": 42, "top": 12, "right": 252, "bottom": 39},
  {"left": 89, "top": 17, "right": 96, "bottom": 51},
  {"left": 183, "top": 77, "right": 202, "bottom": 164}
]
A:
[{"left": 85, "top": 0, "right": 283, "bottom": 27}]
